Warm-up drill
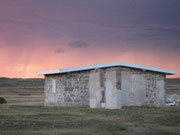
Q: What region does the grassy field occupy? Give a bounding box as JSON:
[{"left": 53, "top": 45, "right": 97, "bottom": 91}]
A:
[
  {"left": 0, "top": 77, "right": 180, "bottom": 135},
  {"left": 0, "top": 77, "right": 44, "bottom": 91},
  {"left": 0, "top": 77, "right": 44, "bottom": 105},
  {"left": 0, "top": 105, "right": 180, "bottom": 135}
]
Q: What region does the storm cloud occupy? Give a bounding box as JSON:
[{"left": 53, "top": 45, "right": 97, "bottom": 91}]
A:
[
  {"left": 68, "top": 41, "right": 89, "bottom": 48},
  {"left": 0, "top": 0, "right": 179, "bottom": 78},
  {"left": 0, "top": 0, "right": 179, "bottom": 50}
]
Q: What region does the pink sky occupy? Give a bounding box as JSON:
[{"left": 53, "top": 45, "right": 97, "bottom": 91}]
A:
[
  {"left": 0, "top": 0, "right": 179, "bottom": 78},
  {"left": 0, "top": 40, "right": 179, "bottom": 78}
]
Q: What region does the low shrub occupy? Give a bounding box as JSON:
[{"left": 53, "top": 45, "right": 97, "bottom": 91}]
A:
[{"left": 0, "top": 97, "right": 7, "bottom": 104}]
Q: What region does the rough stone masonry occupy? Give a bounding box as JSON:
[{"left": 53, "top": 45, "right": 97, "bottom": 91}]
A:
[{"left": 44, "top": 66, "right": 166, "bottom": 109}]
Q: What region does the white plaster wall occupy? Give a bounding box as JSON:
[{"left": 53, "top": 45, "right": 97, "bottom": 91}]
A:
[
  {"left": 155, "top": 79, "right": 165, "bottom": 106},
  {"left": 121, "top": 70, "right": 131, "bottom": 106},
  {"left": 89, "top": 72, "right": 101, "bottom": 108},
  {"left": 121, "top": 71, "right": 146, "bottom": 106},
  {"left": 121, "top": 68, "right": 165, "bottom": 107},
  {"left": 105, "top": 70, "right": 122, "bottom": 109},
  {"left": 90, "top": 69, "right": 122, "bottom": 109},
  {"left": 131, "top": 74, "right": 146, "bottom": 106}
]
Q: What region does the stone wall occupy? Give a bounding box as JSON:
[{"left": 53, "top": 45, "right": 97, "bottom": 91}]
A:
[
  {"left": 44, "top": 70, "right": 90, "bottom": 106},
  {"left": 166, "top": 94, "right": 180, "bottom": 105},
  {"left": 44, "top": 66, "right": 166, "bottom": 108}
]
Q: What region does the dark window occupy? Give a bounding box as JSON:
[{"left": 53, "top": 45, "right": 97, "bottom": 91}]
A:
[
  {"left": 100, "top": 71, "right": 104, "bottom": 88},
  {"left": 116, "top": 69, "right": 121, "bottom": 90},
  {"left": 100, "top": 90, "right": 105, "bottom": 103},
  {"left": 100, "top": 70, "right": 106, "bottom": 103}
]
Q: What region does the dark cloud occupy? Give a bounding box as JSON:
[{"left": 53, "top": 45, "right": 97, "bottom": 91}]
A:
[
  {"left": 68, "top": 41, "right": 89, "bottom": 48},
  {"left": 0, "top": 0, "right": 179, "bottom": 51},
  {"left": 55, "top": 48, "right": 65, "bottom": 53}
]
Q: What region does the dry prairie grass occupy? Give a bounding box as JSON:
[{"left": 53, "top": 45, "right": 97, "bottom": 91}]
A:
[{"left": 0, "top": 77, "right": 180, "bottom": 135}]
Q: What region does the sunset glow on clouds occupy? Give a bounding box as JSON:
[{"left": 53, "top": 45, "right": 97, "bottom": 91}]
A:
[{"left": 0, "top": 0, "right": 179, "bottom": 78}]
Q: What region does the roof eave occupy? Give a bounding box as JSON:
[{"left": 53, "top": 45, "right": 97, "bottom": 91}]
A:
[{"left": 36, "top": 62, "right": 177, "bottom": 76}]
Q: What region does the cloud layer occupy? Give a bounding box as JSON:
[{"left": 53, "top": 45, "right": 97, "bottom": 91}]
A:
[
  {"left": 68, "top": 41, "right": 89, "bottom": 48},
  {"left": 0, "top": 0, "right": 179, "bottom": 78}
]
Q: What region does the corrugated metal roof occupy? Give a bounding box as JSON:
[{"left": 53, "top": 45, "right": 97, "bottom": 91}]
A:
[{"left": 36, "top": 62, "right": 177, "bottom": 75}]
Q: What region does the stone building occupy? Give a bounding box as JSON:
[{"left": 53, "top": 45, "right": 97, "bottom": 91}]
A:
[{"left": 37, "top": 62, "right": 176, "bottom": 109}]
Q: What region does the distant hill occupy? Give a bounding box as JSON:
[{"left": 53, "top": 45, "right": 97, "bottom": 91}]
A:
[
  {"left": 166, "top": 78, "right": 180, "bottom": 85},
  {"left": 166, "top": 78, "right": 180, "bottom": 94},
  {"left": 0, "top": 77, "right": 44, "bottom": 91},
  {"left": 0, "top": 77, "right": 179, "bottom": 93}
]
